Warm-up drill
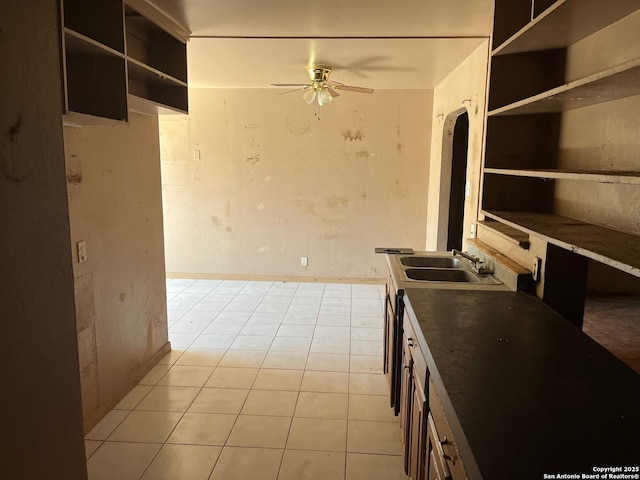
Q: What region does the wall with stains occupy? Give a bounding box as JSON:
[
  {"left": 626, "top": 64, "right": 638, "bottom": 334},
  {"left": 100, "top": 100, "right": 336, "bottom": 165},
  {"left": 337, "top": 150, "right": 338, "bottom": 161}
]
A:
[
  {"left": 0, "top": 1, "right": 87, "bottom": 478},
  {"left": 160, "top": 89, "right": 432, "bottom": 279},
  {"left": 426, "top": 41, "right": 490, "bottom": 251},
  {"left": 64, "top": 113, "right": 170, "bottom": 432}
]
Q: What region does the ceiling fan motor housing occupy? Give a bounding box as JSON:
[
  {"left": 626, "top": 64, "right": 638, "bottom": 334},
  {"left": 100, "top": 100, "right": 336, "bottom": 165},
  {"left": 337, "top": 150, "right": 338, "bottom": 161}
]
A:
[{"left": 308, "top": 65, "right": 332, "bottom": 86}]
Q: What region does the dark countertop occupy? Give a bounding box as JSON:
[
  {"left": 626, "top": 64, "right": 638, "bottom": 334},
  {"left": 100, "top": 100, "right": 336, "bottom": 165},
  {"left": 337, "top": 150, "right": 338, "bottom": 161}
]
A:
[{"left": 403, "top": 288, "right": 640, "bottom": 480}]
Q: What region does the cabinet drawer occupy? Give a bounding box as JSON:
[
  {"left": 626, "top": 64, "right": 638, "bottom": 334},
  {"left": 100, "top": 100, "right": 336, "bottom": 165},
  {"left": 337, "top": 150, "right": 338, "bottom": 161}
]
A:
[{"left": 428, "top": 379, "right": 467, "bottom": 479}]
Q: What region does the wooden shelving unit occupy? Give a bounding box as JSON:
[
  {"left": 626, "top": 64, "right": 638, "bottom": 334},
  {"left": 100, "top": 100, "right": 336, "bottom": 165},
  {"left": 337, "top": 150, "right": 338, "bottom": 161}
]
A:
[
  {"left": 60, "top": 0, "right": 189, "bottom": 124},
  {"left": 484, "top": 168, "right": 640, "bottom": 185},
  {"left": 494, "top": 0, "right": 640, "bottom": 55},
  {"left": 482, "top": 0, "right": 640, "bottom": 282}
]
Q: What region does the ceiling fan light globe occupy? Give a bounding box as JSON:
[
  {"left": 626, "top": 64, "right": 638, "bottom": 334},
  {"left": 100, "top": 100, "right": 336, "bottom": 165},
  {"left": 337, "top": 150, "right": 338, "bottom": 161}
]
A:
[
  {"left": 317, "top": 88, "right": 333, "bottom": 106},
  {"left": 303, "top": 89, "right": 317, "bottom": 104}
]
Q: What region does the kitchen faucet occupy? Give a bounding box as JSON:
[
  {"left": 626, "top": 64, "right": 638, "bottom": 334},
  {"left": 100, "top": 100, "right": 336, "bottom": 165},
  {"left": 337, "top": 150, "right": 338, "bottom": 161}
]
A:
[{"left": 452, "top": 249, "right": 491, "bottom": 274}]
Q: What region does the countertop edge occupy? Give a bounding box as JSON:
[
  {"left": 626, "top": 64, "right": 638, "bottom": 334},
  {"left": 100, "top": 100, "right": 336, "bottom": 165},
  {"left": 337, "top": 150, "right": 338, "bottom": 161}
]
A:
[{"left": 403, "top": 293, "right": 485, "bottom": 480}]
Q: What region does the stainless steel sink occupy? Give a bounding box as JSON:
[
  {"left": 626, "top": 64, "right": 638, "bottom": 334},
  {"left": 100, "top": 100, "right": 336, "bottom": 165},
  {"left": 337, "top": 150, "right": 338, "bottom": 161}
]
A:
[
  {"left": 404, "top": 268, "right": 476, "bottom": 282},
  {"left": 400, "top": 256, "right": 465, "bottom": 268},
  {"left": 387, "top": 251, "right": 511, "bottom": 291},
  {"left": 403, "top": 268, "right": 503, "bottom": 285}
]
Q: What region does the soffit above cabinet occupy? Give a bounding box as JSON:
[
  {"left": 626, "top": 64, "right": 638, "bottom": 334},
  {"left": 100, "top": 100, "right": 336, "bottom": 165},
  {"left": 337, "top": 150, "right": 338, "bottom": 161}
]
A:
[
  {"left": 147, "top": 0, "right": 494, "bottom": 38},
  {"left": 146, "top": 0, "right": 493, "bottom": 90}
]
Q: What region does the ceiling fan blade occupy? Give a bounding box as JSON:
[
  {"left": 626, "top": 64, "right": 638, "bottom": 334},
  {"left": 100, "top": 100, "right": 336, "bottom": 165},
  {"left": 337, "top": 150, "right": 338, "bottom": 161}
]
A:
[
  {"left": 326, "top": 80, "right": 344, "bottom": 87},
  {"left": 334, "top": 85, "right": 374, "bottom": 94},
  {"left": 326, "top": 87, "right": 340, "bottom": 98},
  {"left": 276, "top": 87, "right": 310, "bottom": 96},
  {"left": 271, "top": 83, "right": 311, "bottom": 87}
]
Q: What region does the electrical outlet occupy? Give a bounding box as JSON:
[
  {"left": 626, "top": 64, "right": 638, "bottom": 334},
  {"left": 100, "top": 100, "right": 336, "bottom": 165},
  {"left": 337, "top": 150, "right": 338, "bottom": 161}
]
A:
[
  {"left": 532, "top": 257, "right": 541, "bottom": 282},
  {"left": 470, "top": 223, "right": 476, "bottom": 239},
  {"left": 77, "top": 240, "right": 87, "bottom": 263},
  {"left": 301, "top": 257, "right": 308, "bottom": 267}
]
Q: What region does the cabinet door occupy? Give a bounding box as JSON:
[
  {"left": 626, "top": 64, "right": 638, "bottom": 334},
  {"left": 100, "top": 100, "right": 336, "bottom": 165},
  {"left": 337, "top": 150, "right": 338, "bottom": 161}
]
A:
[
  {"left": 384, "top": 280, "right": 403, "bottom": 415},
  {"left": 427, "top": 450, "right": 444, "bottom": 480},
  {"left": 399, "top": 334, "right": 413, "bottom": 474},
  {"left": 384, "top": 285, "right": 398, "bottom": 409},
  {"left": 426, "top": 413, "right": 452, "bottom": 480},
  {"left": 383, "top": 283, "right": 392, "bottom": 376},
  {"left": 409, "top": 373, "right": 427, "bottom": 480}
]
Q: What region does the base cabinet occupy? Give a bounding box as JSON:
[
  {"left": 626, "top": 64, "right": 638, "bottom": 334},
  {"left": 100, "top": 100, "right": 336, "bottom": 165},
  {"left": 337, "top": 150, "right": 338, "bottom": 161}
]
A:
[
  {"left": 399, "top": 330, "right": 413, "bottom": 474},
  {"left": 384, "top": 275, "right": 404, "bottom": 415},
  {"left": 400, "top": 312, "right": 432, "bottom": 480},
  {"left": 392, "top": 303, "right": 467, "bottom": 480},
  {"left": 428, "top": 379, "right": 467, "bottom": 480},
  {"left": 410, "top": 373, "right": 427, "bottom": 480},
  {"left": 384, "top": 271, "right": 467, "bottom": 479}
]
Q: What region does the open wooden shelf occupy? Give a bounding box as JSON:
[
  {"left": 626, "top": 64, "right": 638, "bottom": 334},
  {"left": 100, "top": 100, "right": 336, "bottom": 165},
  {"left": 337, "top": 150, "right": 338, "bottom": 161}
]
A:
[
  {"left": 124, "top": 4, "right": 187, "bottom": 83},
  {"left": 493, "top": 0, "right": 640, "bottom": 55},
  {"left": 477, "top": 220, "right": 531, "bottom": 249},
  {"left": 482, "top": 210, "right": 640, "bottom": 278},
  {"left": 64, "top": 29, "right": 126, "bottom": 58},
  {"left": 127, "top": 59, "right": 188, "bottom": 113},
  {"left": 489, "top": 58, "right": 640, "bottom": 116},
  {"left": 484, "top": 168, "right": 640, "bottom": 185},
  {"left": 128, "top": 95, "right": 188, "bottom": 116},
  {"left": 63, "top": 29, "right": 128, "bottom": 122},
  {"left": 62, "top": 0, "right": 124, "bottom": 53}
]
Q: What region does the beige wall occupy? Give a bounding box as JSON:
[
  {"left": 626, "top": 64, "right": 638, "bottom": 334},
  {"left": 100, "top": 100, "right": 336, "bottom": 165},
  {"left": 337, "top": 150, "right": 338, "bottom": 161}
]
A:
[
  {"left": 0, "top": 1, "right": 87, "bottom": 478},
  {"left": 160, "top": 89, "right": 432, "bottom": 279},
  {"left": 64, "top": 113, "right": 170, "bottom": 432},
  {"left": 426, "top": 41, "right": 490, "bottom": 251}
]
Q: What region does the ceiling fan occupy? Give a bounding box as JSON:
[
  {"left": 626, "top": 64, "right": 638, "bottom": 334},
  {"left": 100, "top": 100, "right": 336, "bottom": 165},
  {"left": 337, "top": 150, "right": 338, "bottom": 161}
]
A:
[{"left": 272, "top": 65, "right": 374, "bottom": 106}]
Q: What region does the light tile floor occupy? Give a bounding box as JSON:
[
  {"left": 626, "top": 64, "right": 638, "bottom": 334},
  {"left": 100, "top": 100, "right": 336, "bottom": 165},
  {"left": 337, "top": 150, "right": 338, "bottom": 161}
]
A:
[{"left": 85, "top": 279, "right": 407, "bottom": 480}]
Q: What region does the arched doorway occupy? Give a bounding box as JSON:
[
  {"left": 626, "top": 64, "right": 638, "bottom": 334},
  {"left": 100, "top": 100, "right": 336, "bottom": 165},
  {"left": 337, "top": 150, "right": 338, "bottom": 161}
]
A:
[
  {"left": 435, "top": 109, "right": 469, "bottom": 251},
  {"left": 446, "top": 111, "right": 469, "bottom": 251}
]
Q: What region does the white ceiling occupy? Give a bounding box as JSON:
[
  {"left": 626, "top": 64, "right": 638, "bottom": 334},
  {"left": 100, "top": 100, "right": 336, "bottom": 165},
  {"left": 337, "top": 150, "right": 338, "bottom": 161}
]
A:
[{"left": 149, "top": 0, "right": 495, "bottom": 89}]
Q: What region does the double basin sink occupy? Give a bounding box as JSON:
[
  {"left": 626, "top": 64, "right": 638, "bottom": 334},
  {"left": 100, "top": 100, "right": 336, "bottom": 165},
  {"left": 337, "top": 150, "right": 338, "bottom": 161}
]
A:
[{"left": 390, "top": 252, "right": 504, "bottom": 288}]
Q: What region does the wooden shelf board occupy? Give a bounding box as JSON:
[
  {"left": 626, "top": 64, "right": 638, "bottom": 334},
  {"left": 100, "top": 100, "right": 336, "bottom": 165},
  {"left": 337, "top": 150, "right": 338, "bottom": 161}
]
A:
[
  {"left": 494, "top": 0, "right": 640, "bottom": 56},
  {"left": 126, "top": 58, "right": 187, "bottom": 87},
  {"left": 128, "top": 94, "right": 187, "bottom": 116},
  {"left": 477, "top": 220, "right": 530, "bottom": 249},
  {"left": 482, "top": 210, "right": 640, "bottom": 278},
  {"left": 489, "top": 58, "right": 640, "bottom": 116},
  {"left": 484, "top": 168, "right": 640, "bottom": 185},
  {"left": 63, "top": 111, "right": 127, "bottom": 127},
  {"left": 64, "top": 28, "right": 125, "bottom": 58}
]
